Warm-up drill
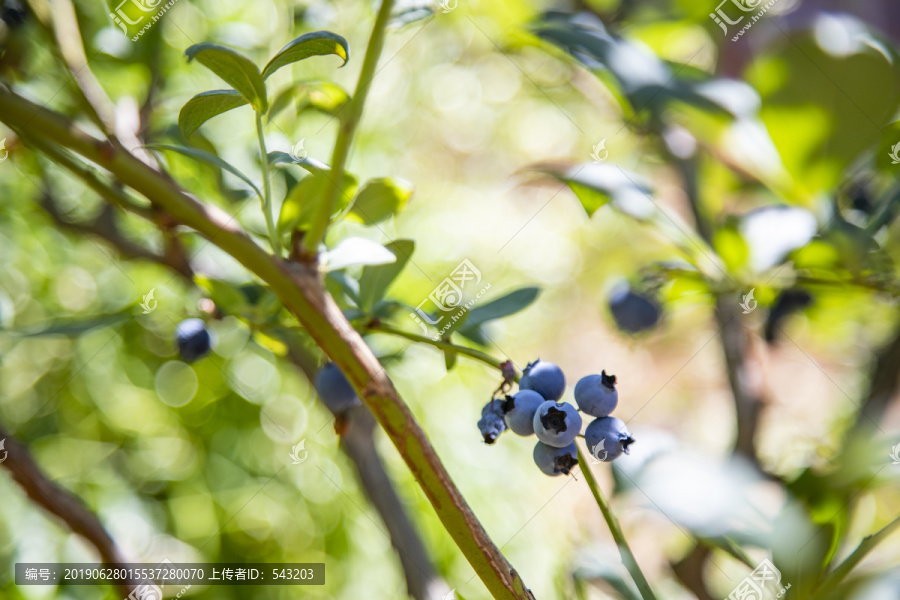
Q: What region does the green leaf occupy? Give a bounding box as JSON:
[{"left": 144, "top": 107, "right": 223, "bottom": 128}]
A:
[
  {"left": 466, "top": 287, "right": 540, "bottom": 327},
  {"left": 349, "top": 178, "right": 414, "bottom": 225},
  {"left": 357, "top": 239, "right": 414, "bottom": 312},
  {"left": 144, "top": 143, "right": 262, "bottom": 199},
  {"left": 278, "top": 171, "right": 358, "bottom": 234},
  {"left": 326, "top": 270, "right": 361, "bottom": 304},
  {"left": 178, "top": 90, "right": 249, "bottom": 138},
  {"left": 322, "top": 237, "right": 396, "bottom": 271},
  {"left": 536, "top": 163, "right": 655, "bottom": 218},
  {"left": 269, "top": 81, "right": 349, "bottom": 120},
  {"left": 195, "top": 276, "right": 249, "bottom": 315},
  {"left": 185, "top": 43, "right": 268, "bottom": 112},
  {"left": 262, "top": 31, "right": 350, "bottom": 79},
  {"left": 297, "top": 81, "right": 351, "bottom": 115}
]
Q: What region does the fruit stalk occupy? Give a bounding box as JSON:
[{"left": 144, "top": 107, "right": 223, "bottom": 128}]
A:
[{"left": 576, "top": 445, "right": 658, "bottom": 600}]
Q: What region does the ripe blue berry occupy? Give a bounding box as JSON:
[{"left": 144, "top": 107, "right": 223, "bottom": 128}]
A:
[
  {"left": 533, "top": 401, "right": 582, "bottom": 447},
  {"left": 574, "top": 371, "right": 618, "bottom": 418},
  {"left": 584, "top": 416, "right": 635, "bottom": 462},
  {"left": 609, "top": 285, "right": 660, "bottom": 333},
  {"left": 478, "top": 399, "right": 507, "bottom": 444},
  {"left": 533, "top": 441, "right": 578, "bottom": 476},
  {"left": 175, "top": 318, "right": 211, "bottom": 362},
  {"left": 502, "top": 390, "right": 545, "bottom": 436},
  {"left": 314, "top": 363, "right": 361, "bottom": 413},
  {"left": 520, "top": 359, "right": 566, "bottom": 401}
]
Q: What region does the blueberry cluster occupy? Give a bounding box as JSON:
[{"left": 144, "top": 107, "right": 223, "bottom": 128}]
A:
[{"left": 479, "top": 359, "right": 635, "bottom": 477}]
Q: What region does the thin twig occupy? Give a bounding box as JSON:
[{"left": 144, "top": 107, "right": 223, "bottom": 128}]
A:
[
  {"left": 302, "top": 0, "right": 396, "bottom": 256},
  {"left": 0, "top": 423, "right": 141, "bottom": 597},
  {"left": 365, "top": 322, "right": 511, "bottom": 373}
]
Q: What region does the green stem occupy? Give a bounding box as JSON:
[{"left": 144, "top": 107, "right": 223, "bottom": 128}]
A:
[
  {"left": 255, "top": 111, "right": 281, "bottom": 258},
  {"left": 809, "top": 514, "right": 900, "bottom": 600},
  {"left": 303, "top": 0, "right": 395, "bottom": 257},
  {"left": 365, "top": 322, "right": 513, "bottom": 375},
  {"left": 576, "top": 446, "right": 659, "bottom": 600}
]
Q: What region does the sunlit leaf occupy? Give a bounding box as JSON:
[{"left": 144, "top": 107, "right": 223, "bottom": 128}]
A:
[
  {"left": 278, "top": 171, "right": 359, "bottom": 234},
  {"left": 185, "top": 43, "right": 268, "bottom": 112},
  {"left": 322, "top": 237, "right": 396, "bottom": 271},
  {"left": 358, "top": 239, "right": 414, "bottom": 312},
  {"left": 143, "top": 143, "right": 262, "bottom": 199},
  {"left": 262, "top": 31, "right": 350, "bottom": 79},
  {"left": 178, "top": 90, "right": 249, "bottom": 138},
  {"left": 349, "top": 178, "right": 413, "bottom": 225}
]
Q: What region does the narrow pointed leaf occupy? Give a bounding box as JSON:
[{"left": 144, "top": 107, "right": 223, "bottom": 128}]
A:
[
  {"left": 467, "top": 287, "right": 540, "bottom": 326},
  {"left": 358, "top": 239, "right": 414, "bottom": 312},
  {"left": 185, "top": 43, "right": 267, "bottom": 112},
  {"left": 262, "top": 31, "right": 350, "bottom": 79},
  {"left": 144, "top": 143, "right": 262, "bottom": 199},
  {"left": 178, "top": 90, "right": 249, "bottom": 138}
]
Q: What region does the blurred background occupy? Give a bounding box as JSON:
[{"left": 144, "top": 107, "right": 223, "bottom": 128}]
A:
[{"left": 1, "top": 0, "right": 900, "bottom": 598}]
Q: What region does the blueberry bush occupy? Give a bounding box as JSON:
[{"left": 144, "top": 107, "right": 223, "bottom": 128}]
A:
[{"left": 1, "top": 0, "right": 900, "bottom": 599}]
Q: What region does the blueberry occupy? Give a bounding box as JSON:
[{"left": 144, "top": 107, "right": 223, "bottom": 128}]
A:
[
  {"left": 609, "top": 285, "right": 660, "bottom": 333},
  {"left": 314, "top": 363, "right": 362, "bottom": 414},
  {"left": 533, "top": 401, "right": 582, "bottom": 448},
  {"left": 584, "top": 416, "right": 635, "bottom": 462},
  {"left": 533, "top": 441, "right": 578, "bottom": 476},
  {"left": 519, "top": 359, "right": 566, "bottom": 401},
  {"left": 764, "top": 287, "right": 813, "bottom": 343},
  {"left": 501, "top": 390, "right": 545, "bottom": 436},
  {"left": 574, "top": 371, "right": 618, "bottom": 418},
  {"left": 478, "top": 399, "right": 507, "bottom": 444},
  {"left": 175, "top": 318, "right": 212, "bottom": 362}
]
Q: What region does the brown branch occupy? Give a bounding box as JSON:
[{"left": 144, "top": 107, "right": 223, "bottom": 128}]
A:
[
  {"left": 33, "top": 150, "right": 450, "bottom": 599},
  {"left": 0, "top": 85, "right": 534, "bottom": 599},
  {"left": 856, "top": 320, "right": 900, "bottom": 427},
  {"left": 0, "top": 423, "right": 141, "bottom": 597}
]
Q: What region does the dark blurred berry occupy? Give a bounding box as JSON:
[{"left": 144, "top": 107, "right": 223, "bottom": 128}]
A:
[{"left": 765, "top": 288, "right": 814, "bottom": 343}]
